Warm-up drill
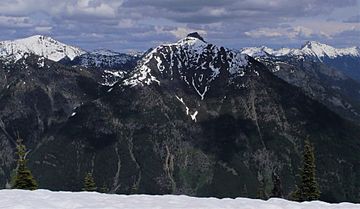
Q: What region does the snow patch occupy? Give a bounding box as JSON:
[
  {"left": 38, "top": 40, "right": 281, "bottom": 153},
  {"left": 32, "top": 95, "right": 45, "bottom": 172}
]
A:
[
  {"left": 0, "top": 190, "right": 359, "bottom": 209},
  {"left": 190, "top": 111, "right": 198, "bottom": 122},
  {"left": 123, "top": 50, "right": 160, "bottom": 87},
  {"left": 275, "top": 65, "right": 280, "bottom": 72},
  {"left": 175, "top": 95, "right": 199, "bottom": 122},
  {"left": 37, "top": 57, "right": 45, "bottom": 68}
]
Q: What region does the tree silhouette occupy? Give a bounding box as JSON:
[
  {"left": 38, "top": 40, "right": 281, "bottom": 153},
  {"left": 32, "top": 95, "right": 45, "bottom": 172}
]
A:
[
  {"left": 13, "top": 137, "right": 38, "bottom": 190},
  {"left": 83, "top": 172, "right": 97, "bottom": 191},
  {"left": 270, "top": 170, "right": 283, "bottom": 198},
  {"left": 294, "top": 139, "right": 320, "bottom": 201}
]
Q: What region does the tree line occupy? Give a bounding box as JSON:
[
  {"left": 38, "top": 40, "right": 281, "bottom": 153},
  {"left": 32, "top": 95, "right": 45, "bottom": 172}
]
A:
[
  {"left": 10, "top": 137, "right": 320, "bottom": 201},
  {"left": 257, "top": 139, "right": 320, "bottom": 201}
]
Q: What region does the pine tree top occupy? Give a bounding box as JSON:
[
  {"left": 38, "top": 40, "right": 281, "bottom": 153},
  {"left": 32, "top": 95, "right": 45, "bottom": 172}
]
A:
[{"left": 83, "top": 172, "right": 97, "bottom": 192}]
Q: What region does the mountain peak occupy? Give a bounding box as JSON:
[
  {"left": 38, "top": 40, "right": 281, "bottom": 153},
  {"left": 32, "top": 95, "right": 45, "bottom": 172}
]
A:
[
  {"left": 0, "top": 35, "right": 86, "bottom": 62},
  {"left": 300, "top": 41, "right": 360, "bottom": 58},
  {"left": 15, "top": 35, "right": 60, "bottom": 44},
  {"left": 301, "top": 41, "right": 333, "bottom": 51},
  {"left": 123, "top": 34, "right": 251, "bottom": 101},
  {"left": 186, "top": 32, "right": 206, "bottom": 42},
  {"left": 26, "top": 34, "right": 51, "bottom": 40}
]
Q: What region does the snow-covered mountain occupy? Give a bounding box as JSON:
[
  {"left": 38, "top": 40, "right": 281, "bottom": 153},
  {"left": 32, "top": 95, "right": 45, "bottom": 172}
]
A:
[
  {"left": 0, "top": 35, "right": 141, "bottom": 86},
  {"left": 71, "top": 49, "right": 139, "bottom": 70},
  {"left": 241, "top": 41, "right": 360, "bottom": 61},
  {"left": 0, "top": 35, "right": 86, "bottom": 62},
  {"left": 123, "top": 32, "right": 253, "bottom": 100},
  {"left": 66, "top": 49, "right": 141, "bottom": 86}
]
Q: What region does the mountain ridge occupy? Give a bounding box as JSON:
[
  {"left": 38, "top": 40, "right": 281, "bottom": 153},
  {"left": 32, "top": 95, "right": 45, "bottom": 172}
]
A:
[{"left": 242, "top": 41, "right": 360, "bottom": 61}]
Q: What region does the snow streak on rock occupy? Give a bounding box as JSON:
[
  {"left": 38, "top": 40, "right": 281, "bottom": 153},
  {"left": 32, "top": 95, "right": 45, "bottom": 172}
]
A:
[{"left": 175, "top": 95, "right": 198, "bottom": 122}]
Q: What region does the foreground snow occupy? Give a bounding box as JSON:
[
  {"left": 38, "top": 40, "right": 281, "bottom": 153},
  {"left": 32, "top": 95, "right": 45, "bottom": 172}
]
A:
[{"left": 0, "top": 189, "right": 359, "bottom": 209}]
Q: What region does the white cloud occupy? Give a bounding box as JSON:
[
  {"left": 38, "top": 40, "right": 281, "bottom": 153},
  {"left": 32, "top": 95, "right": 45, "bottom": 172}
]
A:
[
  {"left": 65, "top": 0, "right": 122, "bottom": 19},
  {"left": 0, "top": 15, "right": 33, "bottom": 28},
  {"left": 0, "top": 0, "right": 358, "bottom": 50},
  {"left": 34, "top": 26, "right": 52, "bottom": 33},
  {"left": 169, "top": 27, "right": 207, "bottom": 39},
  {"left": 117, "top": 19, "right": 136, "bottom": 28},
  {"left": 208, "top": 8, "right": 227, "bottom": 17},
  {"left": 291, "top": 26, "right": 313, "bottom": 38},
  {"left": 295, "top": 20, "right": 360, "bottom": 37},
  {"left": 245, "top": 26, "right": 321, "bottom": 39},
  {"left": 244, "top": 29, "right": 283, "bottom": 38}
]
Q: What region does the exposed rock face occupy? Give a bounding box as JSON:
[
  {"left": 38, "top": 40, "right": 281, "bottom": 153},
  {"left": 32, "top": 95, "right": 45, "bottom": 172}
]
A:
[
  {"left": 0, "top": 54, "right": 101, "bottom": 188},
  {"left": 242, "top": 47, "right": 360, "bottom": 124},
  {"left": 0, "top": 35, "right": 359, "bottom": 203}
]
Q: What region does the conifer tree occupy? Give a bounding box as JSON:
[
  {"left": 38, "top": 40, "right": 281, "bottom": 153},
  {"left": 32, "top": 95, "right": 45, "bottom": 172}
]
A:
[
  {"left": 99, "top": 183, "right": 109, "bottom": 193},
  {"left": 270, "top": 171, "right": 283, "bottom": 198},
  {"left": 256, "top": 178, "right": 268, "bottom": 200},
  {"left": 83, "top": 172, "right": 97, "bottom": 191},
  {"left": 241, "top": 184, "right": 248, "bottom": 197},
  {"left": 13, "top": 138, "right": 38, "bottom": 190},
  {"left": 294, "top": 139, "right": 320, "bottom": 201}
]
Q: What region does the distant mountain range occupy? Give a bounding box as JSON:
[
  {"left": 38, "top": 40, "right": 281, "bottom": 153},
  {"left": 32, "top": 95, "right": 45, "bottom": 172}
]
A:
[
  {"left": 242, "top": 41, "right": 360, "bottom": 59},
  {"left": 0, "top": 35, "right": 141, "bottom": 71},
  {"left": 242, "top": 41, "right": 360, "bottom": 82},
  {"left": 0, "top": 34, "right": 359, "bottom": 203},
  {"left": 241, "top": 42, "right": 360, "bottom": 123}
]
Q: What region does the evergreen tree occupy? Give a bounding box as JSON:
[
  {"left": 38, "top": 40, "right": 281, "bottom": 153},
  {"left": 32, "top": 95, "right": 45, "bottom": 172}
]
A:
[
  {"left": 13, "top": 138, "right": 38, "bottom": 190},
  {"left": 290, "top": 185, "right": 301, "bottom": 201},
  {"left": 83, "top": 172, "right": 97, "bottom": 191},
  {"left": 270, "top": 171, "right": 283, "bottom": 198},
  {"left": 256, "top": 178, "right": 268, "bottom": 200},
  {"left": 241, "top": 184, "right": 248, "bottom": 197},
  {"left": 99, "top": 183, "right": 109, "bottom": 193},
  {"left": 294, "top": 140, "right": 320, "bottom": 201},
  {"left": 130, "top": 183, "right": 138, "bottom": 194}
]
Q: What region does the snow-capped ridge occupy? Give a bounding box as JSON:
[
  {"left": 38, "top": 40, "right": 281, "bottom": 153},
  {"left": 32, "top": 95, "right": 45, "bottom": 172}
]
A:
[
  {"left": 301, "top": 41, "right": 360, "bottom": 58},
  {"left": 242, "top": 41, "right": 360, "bottom": 60},
  {"left": 90, "top": 49, "right": 121, "bottom": 56},
  {"left": 0, "top": 35, "right": 86, "bottom": 62}
]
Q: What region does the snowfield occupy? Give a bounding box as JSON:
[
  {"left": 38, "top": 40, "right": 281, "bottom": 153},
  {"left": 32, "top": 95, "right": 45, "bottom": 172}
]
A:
[{"left": 0, "top": 190, "right": 359, "bottom": 209}]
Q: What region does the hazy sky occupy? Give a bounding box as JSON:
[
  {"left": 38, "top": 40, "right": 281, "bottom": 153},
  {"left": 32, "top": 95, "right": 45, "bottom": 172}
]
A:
[{"left": 0, "top": 0, "right": 359, "bottom": 52}]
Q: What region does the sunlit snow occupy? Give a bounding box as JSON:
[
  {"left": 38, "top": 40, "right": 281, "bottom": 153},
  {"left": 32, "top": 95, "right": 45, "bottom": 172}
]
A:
[
  {"left": 0, "top": 190, "right": 359, "bottom": 209},
  {"left": 242, "top": 41, "right": 360, "bottom": 61},
  {"left": 0, "top": 35, "right": 85, "bottom": 62}
]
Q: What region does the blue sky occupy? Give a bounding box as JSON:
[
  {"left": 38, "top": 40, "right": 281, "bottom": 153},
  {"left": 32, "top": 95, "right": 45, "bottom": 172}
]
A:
[{"left": 0, "top": 0, "right": 359, "bottom": 52}]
